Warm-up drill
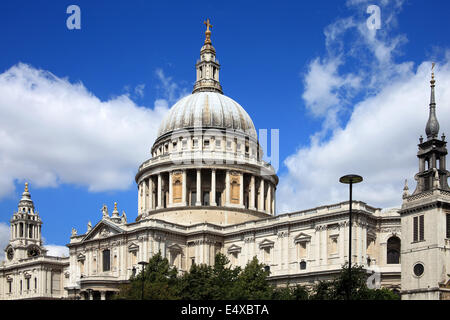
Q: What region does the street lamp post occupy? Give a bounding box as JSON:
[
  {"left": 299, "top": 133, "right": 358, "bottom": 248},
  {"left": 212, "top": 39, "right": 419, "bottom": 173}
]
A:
[
  {"left": 138, "top": 261, "right": 149, "bottom": 300},
  {"left": 339, "top": 174, "right": 363, "bottom": 300}
]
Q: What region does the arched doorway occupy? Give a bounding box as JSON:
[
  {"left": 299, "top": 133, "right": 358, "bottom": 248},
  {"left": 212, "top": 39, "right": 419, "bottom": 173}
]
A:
[{"left": 387, "top": 236, "right": 401, "bottom": 264}]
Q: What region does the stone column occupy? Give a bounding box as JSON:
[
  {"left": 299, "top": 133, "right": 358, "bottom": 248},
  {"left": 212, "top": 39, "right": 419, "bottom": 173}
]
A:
[
  {"left": 225, "top": 170, "right": 230, "bottom": 205},
  {"left": 259, "top": 179, "right": 265, "bottom": 211},
  {"left": 157, "top": 174, "right": 162, "bottom": 209},
  {"left": 362, "top": 224, "right": 367, "bottom": 265},
  {"left": 239, "top": 173, "right": 244, "bottom": 206},
  {"left": 182, "top": 170, "right": 187, "bottom": 205},
  {"left": 148, "top": 177, "right": 153, "bottom": 210},
  {"left": 211, "top": 169, "right": 217, "bottom": 206},
  {"left": 314, "top": 228, "right": 320, "bottom": 267},
  {"left": 196, "top": 169, "right": 202, "bottom": 206},
  {"left": 267, "top": 184, "right": 272, "bottom": 214},
  {"left": 249, "top": 175, "right": 256, "bottom": 210},
  {"left": 138, "top": 183, "right": 142, "bottom": 213},
  {"left": 144, "top": 180, "right": 148, "bottom": 212},
  {"left": 321, "top": 227, "right": 327, "bottom": 265},
  {"left": 272, "top": 189, "right": 275, "bottom": 215},
  {"left": 357, "top": 223, "right": 362, "bottom": 264},
  {"left": 169, "top": 172, "right": 173, "bottom": 206},
  {"left": 339, "top": 223, "right": 345, "bottom": 264},
  {"left": 100, "top": 291, "right": 106, "bottom": 300}
]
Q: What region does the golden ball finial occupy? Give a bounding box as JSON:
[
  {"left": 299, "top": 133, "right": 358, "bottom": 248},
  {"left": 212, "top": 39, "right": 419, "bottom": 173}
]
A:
[
  {"left": 24, "top": 182, "right": 29, "bottom": 192},
  {"left": 114, "top": 202, "right": 117, "bottom": 210}
]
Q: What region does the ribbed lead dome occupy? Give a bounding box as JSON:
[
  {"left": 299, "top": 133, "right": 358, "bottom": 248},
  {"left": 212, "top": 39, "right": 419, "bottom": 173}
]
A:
[{"left": 157, "top": 92, "right": 257, "bottom": 139}]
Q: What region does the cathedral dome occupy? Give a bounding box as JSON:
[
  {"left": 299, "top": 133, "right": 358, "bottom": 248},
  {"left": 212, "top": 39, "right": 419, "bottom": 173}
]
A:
[{"left": 156, "top": 91, "right": 257, "bottom": 140}]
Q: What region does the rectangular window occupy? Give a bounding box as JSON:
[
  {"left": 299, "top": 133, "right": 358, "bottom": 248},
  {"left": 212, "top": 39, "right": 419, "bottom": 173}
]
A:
[
  {"left": 298, "top": 241, "right": 307, "bottom": 259},
  {"left": 215, "top": 140, "right": 221, "bottom": 148},
  {"left": 103, "top": 250, "right": 111, "bottom": 272},
  {"left": 202, "top": 191, "right": 210, "bottom": 206},
  {"left": 9, "top": 281, "right": 12, "bottom": 293},
  {"left": 34, "top": 277, "right": 37, "bottom": 290},
  {"left": 27, "top": 278, "right": 30, "bottom": 290},
  {"left": 191, "top": 191, "right": 197, "bottom": 206},
  {"left": 447, "top": 214, "right": 450, "bottom": 239},
  {"left": 419, "top": 215, "right": 424, "bottom": 241},
  {"left": 413, "top": 216, "right": 418, "bottom": 242},
  {"left": 216, "top": 192, "right": 222, "bottom": 206},
  {"left": 413, "top": 215, "right": 425, "bottom": 242}
]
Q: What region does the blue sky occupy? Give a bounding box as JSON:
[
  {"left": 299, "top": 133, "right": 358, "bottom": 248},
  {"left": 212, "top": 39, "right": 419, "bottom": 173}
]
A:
[{"left": 1, "top": 0, "right": 450, "bottom": 255}]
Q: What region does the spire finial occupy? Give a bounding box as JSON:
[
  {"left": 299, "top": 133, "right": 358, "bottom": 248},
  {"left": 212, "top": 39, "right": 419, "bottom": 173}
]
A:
[
  {"left": 24, "top": 182, "right": 28, "bottom": 192},
  {"left": 432, "top": 62, "right": 435, "bottom": 80},
  {"left": 204, "top": 18, "right": 213, "bottom": 44},
  {"left": 114, "top": 202, "right": 117, "bottom": 211},
  {"left": 425, "top": 63, "right": 439, "bottom": 140}
]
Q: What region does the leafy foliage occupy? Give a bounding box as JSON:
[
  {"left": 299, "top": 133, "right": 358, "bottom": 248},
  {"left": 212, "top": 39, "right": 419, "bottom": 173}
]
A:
[
  {"left": 309, "top": 263, "right": 400, "bottom": 300},
  {"left": 116, "top": 254, "right": 399, "bottom": 300}
]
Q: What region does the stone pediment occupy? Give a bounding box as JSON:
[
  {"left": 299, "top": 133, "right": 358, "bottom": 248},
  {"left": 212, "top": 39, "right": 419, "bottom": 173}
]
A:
[
  {"left": 294, "top": 232, "right": 311, "bottom": 243},
  {"left": 82, "top": 220, "right": 124, "bottom": 242},
  {"left": 128, "top": 243, "right": 139, "bottom": 252},
  {"left": 168, "top": 243, "right": 182, "bottom": 252},
  {"left": 77, "top": 253, "right": 86, "bottom": 261},
  {"left": 227, "top": 244, "right": 242, "bottom": 253},
  {"left": 259, "top": 239, "right": 275, "bottom": 249}
]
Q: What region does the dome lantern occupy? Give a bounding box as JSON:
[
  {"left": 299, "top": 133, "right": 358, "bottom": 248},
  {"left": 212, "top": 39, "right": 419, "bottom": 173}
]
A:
[{"left": 192, "top": 18, "right": 223, "bottom": 94}]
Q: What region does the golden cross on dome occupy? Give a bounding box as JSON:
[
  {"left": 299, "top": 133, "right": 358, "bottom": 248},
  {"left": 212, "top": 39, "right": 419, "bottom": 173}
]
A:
[{"left": 204, "top": 18, "right": 213, "bottom": 32}]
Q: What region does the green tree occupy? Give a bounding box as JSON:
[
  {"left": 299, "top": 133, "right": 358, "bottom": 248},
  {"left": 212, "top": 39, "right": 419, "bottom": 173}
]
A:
[
  {"left": 178, "top": 262, "right": 214, "bottom": 300},
  {"left": 272, "top": 285, "right": 310, "bottom": 300},
  {"left": 210, "top": 253, "right": 241, "bottom": 299},
  {"left": 116, "top": 251, "right": 180, "bottom": 300},
  {"left": 232, "top": 256, "right": 274, "bottom": 299},
  {"left": 310, "top": 264, "right": 400, "bottom": 300}
]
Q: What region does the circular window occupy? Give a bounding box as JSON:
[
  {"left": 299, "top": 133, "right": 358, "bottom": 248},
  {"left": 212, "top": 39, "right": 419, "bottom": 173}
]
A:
[{"left": 413, "top": 263, "right": 424, "bottom": 277}]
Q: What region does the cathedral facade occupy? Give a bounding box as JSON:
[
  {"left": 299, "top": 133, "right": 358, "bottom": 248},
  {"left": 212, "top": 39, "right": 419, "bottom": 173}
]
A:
[{"left": 0, "top": 22, "right": 449, "bottom": 300}]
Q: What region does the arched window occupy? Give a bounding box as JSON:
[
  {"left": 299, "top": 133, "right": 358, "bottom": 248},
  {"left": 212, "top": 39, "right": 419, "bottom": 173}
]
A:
[
  {"left": 387, "top": 236, "right": 401, "bottom": 264},
  {"left": 299, "top": 261, "right": 307, "bottom": 270}
]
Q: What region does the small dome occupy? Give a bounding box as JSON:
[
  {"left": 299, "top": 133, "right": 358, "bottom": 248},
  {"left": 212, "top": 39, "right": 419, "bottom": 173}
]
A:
[{"left": 157, "top": 92, "right": 257, "bottom": 140}]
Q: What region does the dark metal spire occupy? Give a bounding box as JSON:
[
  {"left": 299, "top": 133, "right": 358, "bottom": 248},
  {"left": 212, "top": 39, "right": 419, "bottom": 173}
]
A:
[{"left": 425, "top": 63, "right": 439, "bottom": 140}]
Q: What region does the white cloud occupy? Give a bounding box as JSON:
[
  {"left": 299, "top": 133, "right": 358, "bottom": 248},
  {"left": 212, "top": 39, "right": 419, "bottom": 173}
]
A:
[
  {"left": 44, "top": 245, "right": 69, "bottom": 258},
  {"left": 134, "top": 84, "right": 146, "bottom": 98},
  {"left": 155, "top": 68, "right": 189, "bottom": 105},
  {"left": 0, "top": 63, "right": 173, "bottom": 199},
  {"left": 0, "top": 222, "right": 9, "bottom": 261},
  {"left": 278, "top": 1, "right": 450, "bottom": 212},
  {"left": 279, "top": 61, "right": 450, "bottom": 212}
]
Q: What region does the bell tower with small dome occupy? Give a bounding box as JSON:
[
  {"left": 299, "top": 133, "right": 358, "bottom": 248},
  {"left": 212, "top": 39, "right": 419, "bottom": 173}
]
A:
[{"left": 4, "top": 183, "right": 46, "bottom": 263}]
